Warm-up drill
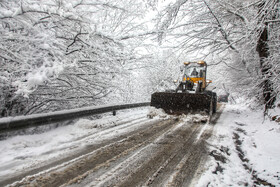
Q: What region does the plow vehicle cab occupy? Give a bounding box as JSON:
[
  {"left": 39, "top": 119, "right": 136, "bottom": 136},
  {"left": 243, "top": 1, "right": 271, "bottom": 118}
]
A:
[{"left": 176, "top": 61, "right": 210, "bottom": 93}]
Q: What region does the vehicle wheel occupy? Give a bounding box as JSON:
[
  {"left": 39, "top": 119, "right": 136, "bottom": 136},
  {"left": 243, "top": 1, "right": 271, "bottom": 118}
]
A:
[{"left": 204, "top": 91, "right": 217, "bottom": 113}]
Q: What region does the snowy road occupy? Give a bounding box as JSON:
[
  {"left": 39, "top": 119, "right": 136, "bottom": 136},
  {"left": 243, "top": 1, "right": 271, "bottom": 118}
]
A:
[{"left": 0, "top": 106, "right": 223, "bottom": 187}]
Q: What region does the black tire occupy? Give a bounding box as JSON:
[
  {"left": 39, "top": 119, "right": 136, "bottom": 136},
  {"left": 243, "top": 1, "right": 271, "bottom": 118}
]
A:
[{"left": 204, "top": 91, "right": 217, "bottom": 113}]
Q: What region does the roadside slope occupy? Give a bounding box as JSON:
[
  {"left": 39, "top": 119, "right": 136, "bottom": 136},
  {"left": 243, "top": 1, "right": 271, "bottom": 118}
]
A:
[{"left": 195, "top": 104, "right": 280, "bottom": 187}]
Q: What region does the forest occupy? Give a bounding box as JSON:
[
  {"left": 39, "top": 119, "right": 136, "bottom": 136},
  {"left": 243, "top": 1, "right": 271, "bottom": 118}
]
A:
[{"left": 0, "top": 0, "right": 279, "bottom": 117}]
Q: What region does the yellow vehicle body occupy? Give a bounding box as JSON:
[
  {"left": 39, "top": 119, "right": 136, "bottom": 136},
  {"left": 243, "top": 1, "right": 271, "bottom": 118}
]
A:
[{"left": 184, "top": 77, "right": 203, "bottom": 83}]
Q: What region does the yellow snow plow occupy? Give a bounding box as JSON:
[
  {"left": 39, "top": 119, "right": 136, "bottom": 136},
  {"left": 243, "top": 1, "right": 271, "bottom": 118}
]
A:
[{"left": 151, "top": 61, "right": 217, "bottom": 114}]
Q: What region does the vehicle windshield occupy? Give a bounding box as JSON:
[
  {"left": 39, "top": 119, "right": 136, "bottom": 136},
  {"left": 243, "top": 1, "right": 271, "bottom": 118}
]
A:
[{"left": 184, "top": 64, "right": 205, "bottom": 78}]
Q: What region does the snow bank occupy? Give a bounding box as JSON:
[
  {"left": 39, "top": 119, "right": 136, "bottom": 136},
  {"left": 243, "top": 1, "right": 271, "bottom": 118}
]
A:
[
  {"left": 147, "top": 107, "right": 208, "bottom": 123},
  {"left": 195, "top": 104, "right": 280, "bottom": 186},
  {"left": 147, "top": 107, "right": 169, "bottom": 119}
]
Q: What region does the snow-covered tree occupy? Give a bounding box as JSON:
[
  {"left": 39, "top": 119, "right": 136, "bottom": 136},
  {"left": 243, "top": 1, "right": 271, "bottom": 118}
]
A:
[
  {"left": 2, "top": 0, "right": 278, "bottom": 117},
  {"left": 0, "top": 0, "right": 153, "bottom": 116},
  {"left": 154, "top": 0, "right": 280, "bottom": 109}
]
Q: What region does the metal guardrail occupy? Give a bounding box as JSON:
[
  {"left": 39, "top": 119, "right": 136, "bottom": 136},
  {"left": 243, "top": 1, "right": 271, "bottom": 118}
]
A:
[{"left": 0, "top": 102, "right": 151, "bottom": 132}]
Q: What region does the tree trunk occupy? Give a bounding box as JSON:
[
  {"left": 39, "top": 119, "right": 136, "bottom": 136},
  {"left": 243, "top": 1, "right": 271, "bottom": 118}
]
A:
[{"left": 256, "top": 25, "right": 275, "bottom": 109}]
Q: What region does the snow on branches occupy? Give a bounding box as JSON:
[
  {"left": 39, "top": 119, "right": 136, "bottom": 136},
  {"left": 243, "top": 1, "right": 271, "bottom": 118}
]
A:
[
  {"left": 0, "top": 0, "right": 152, "bottom": 116},
  {"left": 154, "top": 0, "right": 280, "bottom": 108}
]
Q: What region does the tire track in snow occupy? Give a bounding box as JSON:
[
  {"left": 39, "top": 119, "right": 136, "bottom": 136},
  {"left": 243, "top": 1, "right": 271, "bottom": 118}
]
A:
[
  {"left": 7, "top": 118, "right": 177, "bottom": 187},
  {"left": 0, "top": 114, "right": 154, "bottom": 186},
  {"left": 4, "top": 105, "right": 225, "bottom": 187}
]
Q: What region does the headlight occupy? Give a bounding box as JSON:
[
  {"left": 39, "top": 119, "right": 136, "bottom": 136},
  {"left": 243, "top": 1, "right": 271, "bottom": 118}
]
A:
[{"left": 197, "top": 60, "right": 205, "bottom": 65}]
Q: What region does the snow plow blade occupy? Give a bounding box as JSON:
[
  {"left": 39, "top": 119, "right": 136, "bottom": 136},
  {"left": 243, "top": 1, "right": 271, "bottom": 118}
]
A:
[{"left": 151, "top": 92, "right": 216, "bottom": 114}]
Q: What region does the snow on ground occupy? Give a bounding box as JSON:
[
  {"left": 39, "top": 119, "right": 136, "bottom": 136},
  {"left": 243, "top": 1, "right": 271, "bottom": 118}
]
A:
[
  {"left": 0, "top": 107, "right": 159, "bottom": 180},
  {"left": 147, "top": 107, "right": 169, "bottom": 119},
  {"left": 195, "top": 104, "right": 280, "bottom": 187},
  {"left": 147, "top": 107, "right": 208, "bottom": 123},
  {"left": 1, "top": 106, "right": 209, "bottom": 183},
  {"left": 2, "top": 103, "right": 279, "bottom": 186}
]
